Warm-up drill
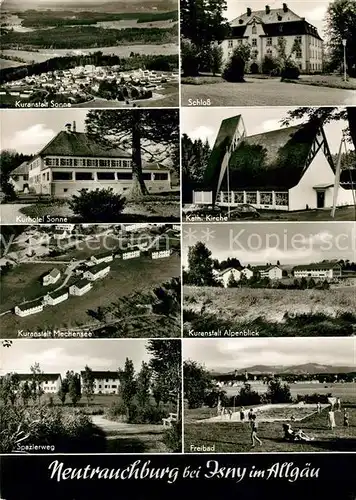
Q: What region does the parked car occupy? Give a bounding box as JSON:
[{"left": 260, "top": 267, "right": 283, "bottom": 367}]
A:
[
  {"left": 183, "top": 204, "right": 223, "bottom": 218},
  {"left": 229, "top": 204, "right": 260, "bottom": 219}
]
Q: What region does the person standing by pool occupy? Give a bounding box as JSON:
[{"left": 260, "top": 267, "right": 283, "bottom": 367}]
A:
[
  {"left": 336, "top": 398, "right": 341, "bottom": 411},
  {"left": 248, "top": 408, "right": 254, "bottom": 421},
  {"left": 240, "top": 407, "right": 245, "bottom": 422},
  {"left": 328, "top": 409, "right": 336, "bottom": 429},
  {"left": 250, "top": 414, "right": 262, "bottom": 448}
]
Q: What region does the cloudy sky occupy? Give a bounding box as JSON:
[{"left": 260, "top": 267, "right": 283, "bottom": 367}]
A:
[
  {"left": 183, "top": 337, "right": 356, "bottom": 371},
  {"left": 181, "top": 107, "right": 352, "bottom": 156},
  {"left": 0, "top": 339, "right": 156, "bottom": 376},
  {"left": 182, "top": 222, "right": 356, "bottom": 267},
  {"left": 227, "top": 0, "right": 329, "bottom": 38},
  {"left": 0, "top": 110, "right": 89, "bottom": 155}
]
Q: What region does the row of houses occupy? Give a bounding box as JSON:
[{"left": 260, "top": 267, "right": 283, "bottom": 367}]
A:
[
  {"left": 14, "top": 245, "right": 175, "bottom": 317},
  {"left": 3, "top": 371, "right": 122, "bottom": 395},
  {"left": 214, "top": 262, "right": 344, "bottom": 287}
]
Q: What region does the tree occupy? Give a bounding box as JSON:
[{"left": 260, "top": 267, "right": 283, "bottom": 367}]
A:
[
  {"left": 181, "top": 134, "right": 211, "bottom": 202},
  {"left": 82, "top": 365, "right": 95, "bottom": 406},
  {"left": 211, "top": 45, "right": 223, "bottom": 76},
  {"left": 325, "top": 0, "right": 356, "bottom": 76},
  {"left": 227, "top": 271, "right": 239, "bottom": 288},
  {"left": 266, "top": 378, "right": 292, "bottom": 404},
  {"left": 85, "top": 110, "right": 179, "bottom": 199},
  {"left": 136, "top": 362, "right": 151, "bottom": 408},
  {"left": 183, "top": 360, "right": 213, "bottom": 408},
  {"left": 30, "top": 363, "right": 44, "bottom": 402},
  {"left": 0, "top": 150, "right": 32, "bottom": 200},
  {"left": 275, "top": 37, "right": 301, "bottom": 80},
  {"left": 181, "top": 0, "right": 230, "bottom": 75},
  {"left": 223, "top": 44, "right": 251, "bottom": 82},
  {"left": 147, "top": 340, "right": 181, "bottom": 417},
  {"left": 237, "top": 382, "right": 261, "bottom": 406},
  {"left": 58, "top": 378, "right": 69, "bottom": 405},
  {"left": 20, "top": 381, "right": 31, "bottom": 406},
  {"left": 118, "top": 358, "right": 137, "bottom": 421},
  {"left": 68, "top": 188, "right": 126, "bottom": 222},
  {"left": 186, "top": 241, "right": 216, "bottom": 286},
  {"left": 67, "top": 371, "right": 81, "bottom": 406},
  {"left": 282, "top": 107, "right": 356, "bottom": 151},
  {"left": 0, "top": 373, "right": 20, "bottom": 405}
]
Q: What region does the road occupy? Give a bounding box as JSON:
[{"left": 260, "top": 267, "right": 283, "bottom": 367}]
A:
[{"left": 182, "top": 78, "right": 356, "bottom": 106}]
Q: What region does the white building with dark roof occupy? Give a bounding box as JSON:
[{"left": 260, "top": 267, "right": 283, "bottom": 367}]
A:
[
  {"left": 26, "top": 122, "right": 171, "bottom": 198},
  {"left": 254, "top": 265, "right": 283, "bottom": 280},
  {"left": 44, "top": 287, "right": 69, "bottom": 306},
  {"left": 222, "top": 3, "right": 323, "bottom": 73},
  {"left": 90, "top": 252, "right": 114, "bottom": 265},
  {"left": 15, "top": 373, "right": 62, "bottom": 393},
  {"left": 84, "top": 262, "right": 111, "bottom": 281},
  {"left": 69, "top": 279, "right": 92, "bottom": 296},
  {"left": 293, "top": 263, "right": 342, "bottom": 279},
  {"left": 43, "top": 268, "right": 61, "bottom": 286},
  {"left": 215, "top": 267, "right": 242, "bottom": 287},
  {"left": 9, "top": 161, "right": 29, "bottom": 192},
  {"left": 195, "top": 115, "right": 355, "bottom": 212},
  {"left": 80, "top": 370, "right": 120, "bottom": 395},
  {"left": 15, "top": 299, "right": 44, "bottom": 317}
]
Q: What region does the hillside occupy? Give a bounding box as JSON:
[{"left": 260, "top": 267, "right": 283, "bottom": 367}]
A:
[{"left": 211, "top": 363, "right": 356, "bottom": 375}]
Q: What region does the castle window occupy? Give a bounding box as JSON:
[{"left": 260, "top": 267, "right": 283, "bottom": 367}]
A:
[
  {"left": 252, "top": 25, "right": 257, "bottom": 34},
  {"left": 296, "top": 50, "right": 302, "bottom": 58},
  {"left": 266, "top": 48, "right": 273, "bottom": 56},
  {"left": 296, "top": 35, "right": 302, "bottom": 44},
  {"left": 252, "top": 50, "right": 258, "bottom": 59},
  {"left": 252, "top": 38, "right": 257, "bottom": 46},
  {"left": 228, "top": 40, "right": 233, "bottom": 48},
  {"left": 266, "top": 37, "right": 272, "bottom": 46},
  {"left": 237, "top": 39, "right": 243, "bottom": 45}
]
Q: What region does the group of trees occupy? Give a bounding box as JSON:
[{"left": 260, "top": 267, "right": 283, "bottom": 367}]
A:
[
  {"left": 183, "top": 360, "right": 293, "bottom": 409},
  {"left": 0, "top": 150, "right": 32, "bottom": 200},
  {"left": 181, "top": 134, "right": 211, "bottom": 202},
  {"left": 326, "top": 0, "right": 356, "bottom": 77},
  {"left": 181, "top": 0, "right": 229, "bottom": 76},
  {"left": 2, "top": 25, "right": 177, "bottom": 50},
  {"left": 96, "top": 80, "right": 153, "bottom": 102}
]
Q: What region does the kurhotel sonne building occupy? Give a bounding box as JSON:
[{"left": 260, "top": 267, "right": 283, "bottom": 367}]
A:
[{"left": 221, "top": 3, "right": 324, "bottom": 73}]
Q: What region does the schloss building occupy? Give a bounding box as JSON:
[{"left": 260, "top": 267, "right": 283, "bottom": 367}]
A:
[{"left": 221, "top": 3, "right": 323, "bottom": 73}]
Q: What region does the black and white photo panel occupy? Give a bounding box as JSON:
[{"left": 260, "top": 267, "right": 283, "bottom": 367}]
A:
[
  {"left": 1, "top": 0, "right": 179, "bottom": 108},
  {"left": 0, "top": 338, "right": 182, "bottom": 454},
  {"left": 183, "top": 337, "right": 356, "bottom": 453},
  {"left": 0, "top": 223, "right": 181, "bottom": 338},
  {"left": 0, "top": 108, "right": 180, "bottom": 224},
  {"left": 181, "top": 106, "right": 356, "bottom": 222},
  {"left": 182, "top": 222, "right": 356, "bottom": 337},
  {"left": 180, "top": 0, "right": 356, "bottom": 106}
]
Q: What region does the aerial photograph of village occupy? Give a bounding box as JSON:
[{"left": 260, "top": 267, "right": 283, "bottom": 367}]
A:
[
  {"left": 181, "top": 106, "right": 356, "bottom": 222},
  {"left": 182, "top": 222, "right": 356, "bottom": 337},
  {"left": 0, "top": 108, "right": 180, "bottom": 224},
  {"left": 183, "top": 337, "right": 356, "bottom": 452},
  {"left": 0, "top": 0, "right": 179, "bottom": 108},
  {"left": 0, "top": 338, "right": 182, "bottom": 453},
  {"left": 0, "top": 223, "right": 181, "bottom": 338}
]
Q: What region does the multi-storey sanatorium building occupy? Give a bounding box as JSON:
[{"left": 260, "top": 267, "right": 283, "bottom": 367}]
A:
[
  {"left": 221, "top": 3, "right": 323, "bottom": 73},
  {"left": 11, "top": 122, "right": 172, "bottom": 198}
]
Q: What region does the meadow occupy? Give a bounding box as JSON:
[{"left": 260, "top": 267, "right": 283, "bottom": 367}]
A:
[
  {"left": 183, "top": 286, "right": 356, "bottom": 336},
  {"left": 184, "top": 383, "right": 356, "bottom": 453},
  {"left": 0, "top": 254, "right": 181, "bottom": 336}
]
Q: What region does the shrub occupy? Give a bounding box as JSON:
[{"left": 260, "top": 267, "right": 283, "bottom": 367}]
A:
[
  {"left": 106, "top": 400, "right": 127, "bottom": 421},
  {"left": 262, "top": 55, "right": 280, "bottom": 75},
  {"left": 68, "top": 188, "right": 126, "bottom": 222},
  {"left": 135, "top": 404, "right": 166, "bottom": 424},
  {"left": 281, "top": 60, "right": 300, "bottom": 80},
  {"left": 181, "top": 40, "right": 200, "bottom": 77},
  {"left": 222, "top": 45, "right": 251, "bottom": 82},
  {"left": 163, "top": 421, "right": 181, "bottom": 452},
  {"left": 211, "top": 45, "right": 223, "bottom": 76}
]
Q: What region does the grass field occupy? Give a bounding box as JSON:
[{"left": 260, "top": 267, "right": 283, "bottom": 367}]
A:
[
  {"left": 183, "top": 286, "right": 356, "bottom": 336},
  {"left": 184, "top": 384, "right": 356, "bottom": 452},
  {"left": 1, "top": 254, "right": 180, "bottom": 336},
  {"left": 0, "top": 263, "right": 68, "bottom": 313}
]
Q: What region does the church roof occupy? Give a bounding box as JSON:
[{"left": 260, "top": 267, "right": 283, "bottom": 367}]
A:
[
  {"left": 221, "top": 121, "right": 329, "bottom": 190},
  {"left": 37, "top": 130, "right": 130, "bottom": 159}
]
